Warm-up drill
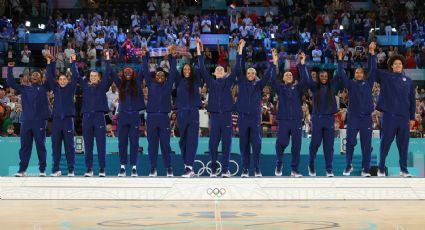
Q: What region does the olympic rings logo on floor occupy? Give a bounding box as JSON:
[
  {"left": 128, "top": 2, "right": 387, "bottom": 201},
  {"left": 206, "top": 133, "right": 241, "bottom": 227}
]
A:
[
  {"left": 194, "top": 160, "right": 239, "bottom": 176},
  {"left": 207, "top": 188, "right": 226, "bottom": 197}
]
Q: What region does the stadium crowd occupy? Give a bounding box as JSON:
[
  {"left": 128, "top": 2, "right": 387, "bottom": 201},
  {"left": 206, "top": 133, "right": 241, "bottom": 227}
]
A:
[{"left": 1, "top": 0, "right": 425, "bottom": 138}]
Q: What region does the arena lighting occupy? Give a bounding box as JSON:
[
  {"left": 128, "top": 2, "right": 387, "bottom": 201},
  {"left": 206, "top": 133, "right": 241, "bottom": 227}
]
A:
[
  {"left": 392, "top": 28, "right": 397, "bottom": 32},
  {"left": 25, "top": 21, "right": 31, "bottom": 27},
  {"left": 339, "top": 25, "right": 344, "bottom": 30},
  {"left": 38, "top": 24, "right": 46, "bottom": 30}
]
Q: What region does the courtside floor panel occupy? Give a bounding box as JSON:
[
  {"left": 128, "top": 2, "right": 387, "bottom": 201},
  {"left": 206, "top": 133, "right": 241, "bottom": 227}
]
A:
[{"left": 1, "top": 177, "right": 424, "bottom": 200}]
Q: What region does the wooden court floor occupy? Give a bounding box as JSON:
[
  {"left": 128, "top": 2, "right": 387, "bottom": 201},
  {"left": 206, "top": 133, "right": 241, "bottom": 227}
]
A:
[{"left": 0, "top": 200, "right": 424, "bottom": 230}]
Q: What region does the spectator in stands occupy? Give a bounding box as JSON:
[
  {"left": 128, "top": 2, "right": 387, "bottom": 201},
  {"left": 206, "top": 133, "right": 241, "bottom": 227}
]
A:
[
  {"left": 201, "top": 15, "right": 212, "bottom": 33},
  {"left": 41, "top": 44, "right": 50, "bottom": 59},
  {"left": 106, "top": 124, "right": 115, "bottom": 137},
  {"left": 3, "top": 124, "right": 17, "bottom": 137},
  {"left": 312, "top": 45, "right": 322, "bottom": 63},
  {"left": 0, "top": 85, "right": 10, "bottom": 105},
  {"left": 20, "top": 44, "right": 31, "bottom": 66}
]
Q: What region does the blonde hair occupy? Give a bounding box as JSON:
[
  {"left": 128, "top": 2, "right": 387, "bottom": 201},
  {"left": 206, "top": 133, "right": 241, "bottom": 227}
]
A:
[{"left": 246, "top": 67, "right": 257, "bottom": 75}]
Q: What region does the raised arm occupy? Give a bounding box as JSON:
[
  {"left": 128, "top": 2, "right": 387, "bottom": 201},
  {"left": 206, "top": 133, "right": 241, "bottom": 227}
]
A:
[
  {"left": 100, "top": 50, "right": 111, "bottom": 90},
  {"left": 141, "top": 48, "right": 151, "bottom": 86},
  {"left": 166, "top": 46, "right": 178, "bottom": 87},
  {"left": 196, "top": 39, "right": 213, "bottom": 86},
  {"left": 6, "top": 62, "right": 20, "bottom": 91},
  {"left": 46, "top": 54, "right": 58, "bottom": 89},
  {"left": 69, "top": 54, "right": 78, "bottom": 88},
  {"left": 269, "top": 48, "right": 280, "bottom": 91},
  {"left": 237, "top": 47, "right": 248, "bottom": 84},
  {"left": 298, "top": 52, "right": 318, "bottom": 89},
  {"left": 366, "top": 42, "right": 377, "bottom": 85},
  {"left": 336, "top": 50, "right": 350, "bottom": 89},
  {"left": 227, "top": 39, "right": 245, "bottom": 84},
  {"left": 259, "top": 62, "right": 275, "bottom": 89}
]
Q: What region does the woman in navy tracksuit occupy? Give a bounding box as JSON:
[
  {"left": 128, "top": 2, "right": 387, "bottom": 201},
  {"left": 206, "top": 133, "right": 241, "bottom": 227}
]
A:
[
  {"left": 176, "top": 51, "right": 201, "bottom": 178},
  {"left": 299, "top": 52, "right": 338, "bottom": 177},
  {"left": 7, "top": 62, "right": 50, "bottom": 177},
  {"left": 236, "top": 49, "right": 273, "bottom": 178},
  {"left": 336, "top": 43, "right": 376, "bottom": 177},
  {"left": 77, "top": 50, "right": 111, "bottom": 177},
  {"left": 110, "top": 60, "right": 145, "bottom": 177},
  {"left": 271, "top": 49, "right": 306, "bottom": 177},
  {"left": 369, "top": 49, "right": 416, "bottom": 177},
  {"left": 46, "top": 54, "right": 77, "bottom": 177},
  {"left": 141, "top": 46, "right": 177, "bottom": 177},
  {"left": 197, "top": 39, "right": 244, "bottom": 177}
]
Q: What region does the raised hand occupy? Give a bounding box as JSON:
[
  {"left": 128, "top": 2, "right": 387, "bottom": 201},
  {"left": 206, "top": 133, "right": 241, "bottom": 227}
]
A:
[
  {"left": 104, "top": 49, "right": 110, "bottom": 60},
  {"left": 46, "top": 54, "right": 54, "bottom": 64},
  {"left": 369, "top": 42, "right": 376, "bottom": 55},
  {"left": 70, "top": 54, "right": 77, "bottom": 63},
  {"left": 141, "top": 47, "right": 147, "bottom": 57},
  {"left": 272, "top": 48, "right": 278, "bottom": 65},
  {"left": 239, "top": 39, "right": 246, "bottom": 48},
  {"left": 299, "top": 52, "right": 306, "bottom": 65},
  {"left": 168, "top": 44, "right": 177, "bottom": 57},
  {"left": 337, "top": 49, "right": 344, "bottom": 60}
]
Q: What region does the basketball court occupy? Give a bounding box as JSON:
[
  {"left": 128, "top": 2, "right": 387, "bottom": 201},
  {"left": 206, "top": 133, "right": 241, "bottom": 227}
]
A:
[{"left": 1, "top": 177, "right": 424, "bottom": 229}]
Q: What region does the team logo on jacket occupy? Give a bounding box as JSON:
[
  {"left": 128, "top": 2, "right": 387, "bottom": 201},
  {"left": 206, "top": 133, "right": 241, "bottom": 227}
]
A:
[{"left": 402, "top": 77, "right": 406, "bottom": 81}]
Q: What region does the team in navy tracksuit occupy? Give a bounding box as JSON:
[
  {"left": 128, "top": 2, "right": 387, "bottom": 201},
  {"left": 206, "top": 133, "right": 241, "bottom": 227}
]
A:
[
  {"left": 77, "top": 51, "right": 111, "bottom": 177},
  {"left": 236, "top": 51, "right": 273, "bottom": 177},
  {"left": 175, "top": 52, "right": 201, "bottom": 178},
  {"left": 142, "top": 48, "right": 177, "bottom": 177},
  {"left": 7, "top": 62, "right": 50, "bottom": 177},
  {"left": 271, "top": 50, "right": 306, "bottom": 177},
  {"left": 336, "top": 46, "right": 375, "bottom": 177},
  {"left": 299, "top": 53, "right": 338, "bottom": 177},
  {"left": 111, "top": 61, "right": 145, "bottom": 177},
  {"left": 46, "top": 55, "right": 78, "bottom": 177},
  {"left": 197, "top": 39, "right": 243, "bottom": 177},
  {"left": 369, "top": 53, "right": 416, "bottom": 177}
]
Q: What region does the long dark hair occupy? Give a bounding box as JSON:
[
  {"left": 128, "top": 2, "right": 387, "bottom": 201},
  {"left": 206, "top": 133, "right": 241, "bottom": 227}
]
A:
[
  {"left": 314, "top": 70, "right": 333, "bottom": 112},
  {"left": 181, "top": 64, "right": 196, "bottom": 96},
  {"left": 119, "top": 68, "right": 138, "bottom": 101}
]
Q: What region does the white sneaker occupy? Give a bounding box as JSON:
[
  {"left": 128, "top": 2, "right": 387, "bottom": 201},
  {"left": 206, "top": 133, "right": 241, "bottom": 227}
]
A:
[
  {"left": 342, "top": 165, "right": 353, "bottom": 176},
  {"left": 221, "top": 170, "right": 231, "bottom": 178},
  {"left": 118, "top": 168, "right": 126, "bottom": 177},
  {"left": 326, "top": 171, "right": 334, "bottom": 177},
  {"left": 255, "top": 169, "right": 262, "bottom": 177},
  {"left": 377, "top": 170, "right": 386, "bottom": 177},
  {"left": 275, "top": 166, "right": 283, "bottom": 176},
  {"left": 308, "top": 166, "right": 316, "bottom": 177},
  {"left": 291, "top": 171, "right": 302, "bottom": 177},
  {"left": 166, "top": 168, "right": 173, "bottom": 177},
  {"left": 84, "top": 170, "right": 93, "bottom": 177},
  {"left": 39, "top": 171, "right": 47, "bottom": 177},
  {"left": 361, "top": 171, "right": 371, "bottom": 177},
  {"left": 50, "top": 171, "right": 62, "bottom": 177},
  {"left": 14, "top": 172, "right": 26, "bottom": 177},
  {"left": 400, "top": 171, "right": 412, "bottom": 178},
  {"left": 149, "top": 168, "right": 157, "bottom": 177},
  {"left": 241, "top": 169, "right": 249, "bottom": 178},
  {"left": 131, "top": 167, "right": 138, "bottom": 177},
  {"left": 181, "top": 167, "right": 195, "bottom": 178},
  {"left": 68, "top": 171, "right": 75, "bottom": 177}
]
